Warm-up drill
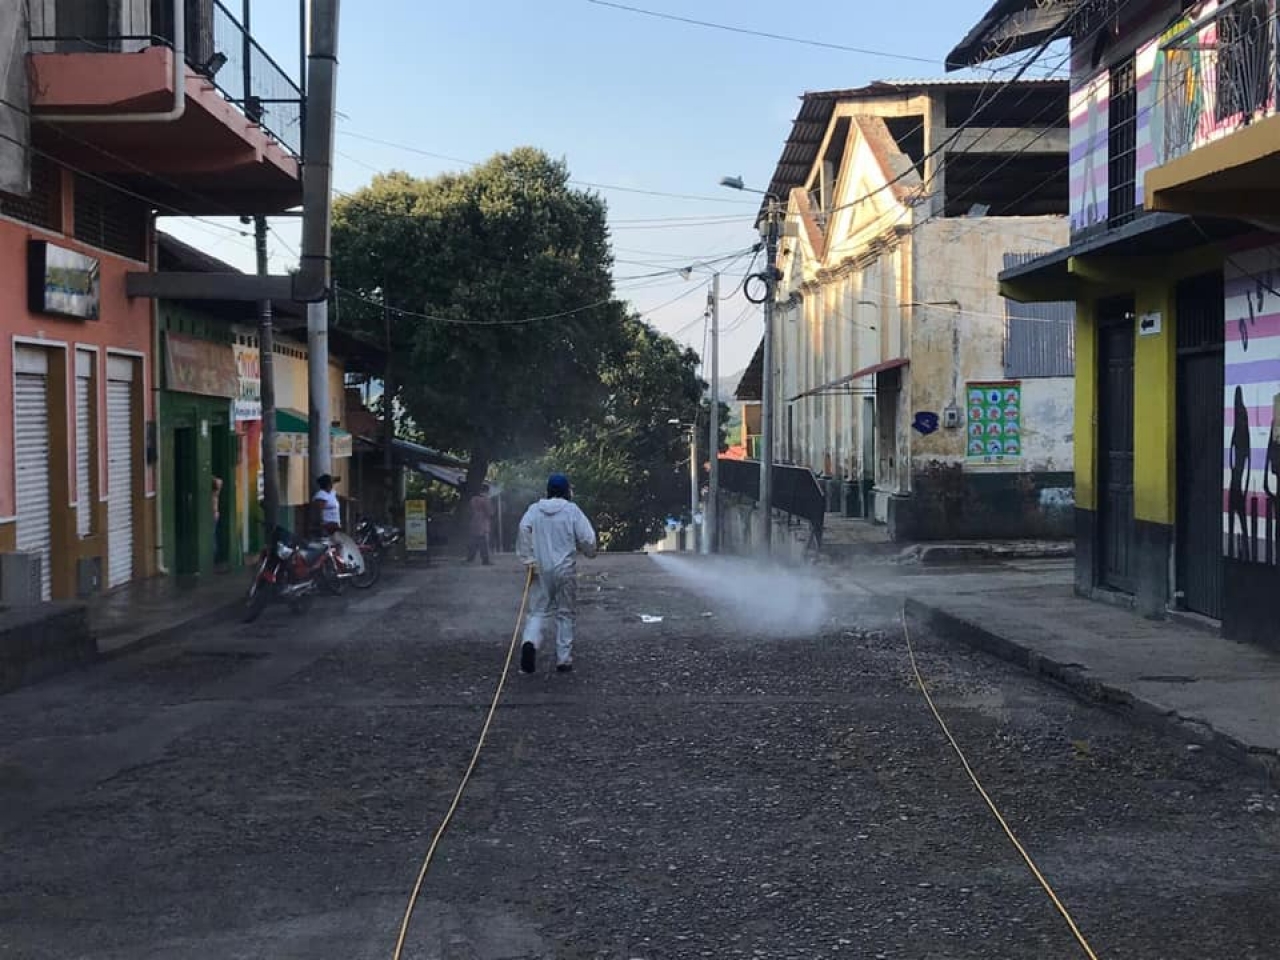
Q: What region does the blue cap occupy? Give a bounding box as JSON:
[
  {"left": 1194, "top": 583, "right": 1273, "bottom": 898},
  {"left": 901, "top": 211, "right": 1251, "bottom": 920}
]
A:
[{"left": 547, "top": 473, "right": 571, "bottom": 498}]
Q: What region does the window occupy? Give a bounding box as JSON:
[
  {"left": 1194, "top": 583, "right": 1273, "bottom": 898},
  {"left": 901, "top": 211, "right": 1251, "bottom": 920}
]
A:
[
  {"left": 1003, "top": 253, "right": 1075, "bottom": 378},
  {"left": 74, "top": 175, "right": 148, "bottom": 261},
  {"left": 1107, "top": 56, "right": 1138, "bottom": 228},
  {"left": 1217, "top": 0, "right": 1273, "bottom": 121},
  {"left": 0, "top": 154, "right": 60, "bottom": 231}
]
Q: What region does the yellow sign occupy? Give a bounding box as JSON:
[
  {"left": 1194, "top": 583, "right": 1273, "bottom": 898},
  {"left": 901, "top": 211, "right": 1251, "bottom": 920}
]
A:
[{"left": 404, "top": 499, "right": 428, "bottom": 552}]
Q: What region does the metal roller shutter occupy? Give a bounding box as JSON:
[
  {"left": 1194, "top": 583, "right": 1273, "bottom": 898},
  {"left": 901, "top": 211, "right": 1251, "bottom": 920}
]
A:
[
  {"left": 76, "top": 357, "right": 92, "bottom": 539},
  {"left": 106, "top": 362, "right": 135, "bottom": 588},
  {"left": 15, "top": 360, "right": 52, "bottom": 602}
]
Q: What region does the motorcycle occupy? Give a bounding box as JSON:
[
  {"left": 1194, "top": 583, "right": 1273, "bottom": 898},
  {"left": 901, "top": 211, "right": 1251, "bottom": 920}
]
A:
[
  {"left": 243, "top": 526, "right": 326, "bottom": 623},
  {"left": 348, "top": 519, "right": 401, "bottom": 589}
]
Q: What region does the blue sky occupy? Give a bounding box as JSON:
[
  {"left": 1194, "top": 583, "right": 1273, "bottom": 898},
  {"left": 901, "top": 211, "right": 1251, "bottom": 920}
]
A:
[{"left": 168, "top": 0, "right": 1002, "bottom": 377}]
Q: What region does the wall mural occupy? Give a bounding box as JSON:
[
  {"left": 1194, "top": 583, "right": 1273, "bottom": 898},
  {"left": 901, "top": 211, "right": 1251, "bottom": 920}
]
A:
[
  {"left": 966, "top": 381, "right": 1022, "bottom": 464},
  {"left": 1224, "top": 247, "right": 1280, "bottom": 564}
]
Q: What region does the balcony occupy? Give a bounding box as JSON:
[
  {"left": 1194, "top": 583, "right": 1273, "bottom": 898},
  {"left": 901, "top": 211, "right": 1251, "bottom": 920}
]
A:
[
  {"left": 1146, "top": 0, "right": 1280, "bottom": 219},
  {"left": 26, "top": 0, "right": 303, "bottom": 213}
]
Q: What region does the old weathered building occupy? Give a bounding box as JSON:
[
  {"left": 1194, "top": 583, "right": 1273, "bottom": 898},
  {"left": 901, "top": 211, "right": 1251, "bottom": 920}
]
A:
[{"left": 738, "top": 79, "right": 1075, "bottom": 541}]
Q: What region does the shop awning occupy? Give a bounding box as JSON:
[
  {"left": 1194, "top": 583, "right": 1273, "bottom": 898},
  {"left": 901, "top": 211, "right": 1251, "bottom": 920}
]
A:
[
  {"left": 275, "top": 408, "right": 353, "bottom": 458},
  {"left": 789, "top": 357, "right": 908, "bottom": 401}
]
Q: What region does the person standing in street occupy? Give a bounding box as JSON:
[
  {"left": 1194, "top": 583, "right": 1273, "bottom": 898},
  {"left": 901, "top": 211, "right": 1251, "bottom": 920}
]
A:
[
  {"left": 516, "top": 473, "right": 596, "bottom": 674},
  {"left": 466, "top": 483, "right": 495, "bottom": 565},
  {"left": 312, "top": 474, "right": 343, "bottom": 536}
]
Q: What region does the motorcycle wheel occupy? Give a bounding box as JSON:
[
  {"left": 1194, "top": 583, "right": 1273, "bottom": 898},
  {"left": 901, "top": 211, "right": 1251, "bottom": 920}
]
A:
[
  {"left": 243, "top": 560, "right": 272, "bottom": 623},
  {"left": 352, "top": 550, "right": 381, "bottom": 589},
  {"left": 319, "top": 555, "right": 344, "bottom": 595}
]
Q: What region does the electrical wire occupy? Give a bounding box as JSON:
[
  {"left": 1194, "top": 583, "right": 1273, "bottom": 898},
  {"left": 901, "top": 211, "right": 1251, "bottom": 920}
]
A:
[
  {"left": 583, "top": 0, "right": 1066, "bottom": 76},
  {"left": 337, "top": 128, "right": 758, "bottom": 205}
]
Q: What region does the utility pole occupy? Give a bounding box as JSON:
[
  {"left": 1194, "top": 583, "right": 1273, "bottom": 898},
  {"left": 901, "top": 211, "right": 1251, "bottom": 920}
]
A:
[
  {"left": 707, "top": 273, "right": 720, "bottom": 554},
  {"left": 255, "top": 217, "right": 280, "bottom": 535},
  {"left": 759, "top": 200, "right": 781, "bottom": 554},
  {"left": 304, "top": 0, "right": 338, "bottom": 491},
  {"left": 383, "top": 292, "right": 395, "bottom": 518},
  {"left": 688, "top": 425, "right": 698, "bottom": 552}
]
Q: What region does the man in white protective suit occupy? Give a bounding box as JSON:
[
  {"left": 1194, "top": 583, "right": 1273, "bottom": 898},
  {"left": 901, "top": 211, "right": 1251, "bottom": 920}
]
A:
[{"left": 516, "top": 473, "right": 597, "bottom": 674}]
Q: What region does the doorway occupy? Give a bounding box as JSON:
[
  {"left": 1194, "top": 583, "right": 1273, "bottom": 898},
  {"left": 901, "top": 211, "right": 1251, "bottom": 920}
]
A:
[
  {"left": 1176, "top": 272, "right": 1225, "bottom": 619},
  {"left": 212, "top": 422, "right": 231, "bottom": 568},
  {"left": 1097, "top": 299, "right": 1136, "bottom": 594},
  {"left": 172, "top": 426, "right": 199, "bottom": 577}
]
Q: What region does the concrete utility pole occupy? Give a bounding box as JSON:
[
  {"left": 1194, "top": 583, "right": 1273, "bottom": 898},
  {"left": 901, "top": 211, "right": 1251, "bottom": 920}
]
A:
[
  {"left": 255, "top": 217, "right": 280, "bottom": 534},
  {"left": 707, "top": 273, "right": 720, "bottom": 554},
  {"left": 759, "top": 200, "right": 781, "bottom": 553},
  {"left": 303, "top": 0, "right": 339, "bottom": 485}
]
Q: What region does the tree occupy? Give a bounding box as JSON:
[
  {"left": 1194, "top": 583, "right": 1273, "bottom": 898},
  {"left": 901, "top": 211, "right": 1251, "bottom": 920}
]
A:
[{"left": 332, "top": 149, "right": 627, "bottom": 490}]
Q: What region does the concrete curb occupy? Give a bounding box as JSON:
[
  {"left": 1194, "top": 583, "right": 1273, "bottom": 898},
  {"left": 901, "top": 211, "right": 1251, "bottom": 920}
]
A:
[
  {"left": 94, "top": 595, "right": 245, "bottom": 662},
  {"left": 905, "top": 598, "right": 1280, "bottom": 787},
  {"left": 902, "top": 541, "right": 1075, "bottom": 566}
]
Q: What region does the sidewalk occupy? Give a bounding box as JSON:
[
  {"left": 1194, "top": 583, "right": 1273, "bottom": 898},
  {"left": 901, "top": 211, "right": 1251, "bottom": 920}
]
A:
[
  {"left": 842, "top": 558, "right": 1280, "bottom": 784},
  {"left": 89, "top": 570, "right": 248, "bottom": 657}
]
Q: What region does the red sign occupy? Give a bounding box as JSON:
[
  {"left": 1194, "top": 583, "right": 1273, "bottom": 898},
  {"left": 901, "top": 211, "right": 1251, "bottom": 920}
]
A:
[{"left": 164, "top": 333, "right": 238, "bottom": 399}]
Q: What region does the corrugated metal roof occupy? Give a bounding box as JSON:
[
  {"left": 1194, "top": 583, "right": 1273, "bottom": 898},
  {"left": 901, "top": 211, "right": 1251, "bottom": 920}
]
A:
[{"left": 946, "top": 0, "right": 1075, "bottom": 70}]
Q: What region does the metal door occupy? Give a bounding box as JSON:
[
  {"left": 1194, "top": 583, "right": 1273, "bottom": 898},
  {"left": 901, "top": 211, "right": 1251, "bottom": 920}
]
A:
[
  {"left": 1176, "top": 272, "right": 1225, "bottom": 618},
  {"left": 75, "top": 351, "right": 94, "bottom": 539},
  {"left": 15, "top": 350, "right": 52, "bottom": 601},
  {"left": 1098, "top": 304, "right": 1136, "bottom": 593},
  {"left": 106, "top": 358, "right": 136, "bottom": 588}
]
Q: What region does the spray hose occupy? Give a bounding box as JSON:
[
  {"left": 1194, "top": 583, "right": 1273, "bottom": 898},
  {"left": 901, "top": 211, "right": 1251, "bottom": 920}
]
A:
[
  {"left": 901, "top": 606, "right": 1101, "bottom": 959},
  {"left": 391, "top": 566, "right": 534, "bottom": 960}
]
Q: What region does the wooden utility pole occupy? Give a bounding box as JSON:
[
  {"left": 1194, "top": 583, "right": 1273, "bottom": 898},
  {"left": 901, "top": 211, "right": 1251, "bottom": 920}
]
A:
[{"left": 256, "top": 216, "right": 280, "bottom": 534}]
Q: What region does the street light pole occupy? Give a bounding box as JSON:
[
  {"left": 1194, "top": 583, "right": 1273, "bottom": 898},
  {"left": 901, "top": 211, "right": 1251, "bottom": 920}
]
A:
[
  {"left": 759, "top": 201, "right": 780, "bottom": 554},
  {"left": 707, "top": 273, "right": 720, "bottom": 554}
]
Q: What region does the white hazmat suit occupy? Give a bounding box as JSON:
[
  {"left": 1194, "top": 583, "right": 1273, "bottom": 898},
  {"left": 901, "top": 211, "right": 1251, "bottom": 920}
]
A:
[{"left": 516, "top": 497, "right": 597, "bottom": 668}]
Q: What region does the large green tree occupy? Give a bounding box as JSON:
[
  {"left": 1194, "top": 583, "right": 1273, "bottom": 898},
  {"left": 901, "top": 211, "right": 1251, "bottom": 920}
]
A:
[{"left": 332, "top": 149, "right": 627, "bottom": 488}]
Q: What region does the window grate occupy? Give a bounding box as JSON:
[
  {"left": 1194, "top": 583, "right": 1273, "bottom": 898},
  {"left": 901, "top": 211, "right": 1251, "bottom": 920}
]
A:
[
  {"left": 1107, "top": 57, "right": 1138, "bottom": 229},
  {"left": 1003, "top": 253, "right": 1075, "bottom": 378},
  {"left": 73, "top": 175, "right": 148, "bottom": 261},
  {"left": 0, "top": 154, "right": 60, "bottom": 230}
]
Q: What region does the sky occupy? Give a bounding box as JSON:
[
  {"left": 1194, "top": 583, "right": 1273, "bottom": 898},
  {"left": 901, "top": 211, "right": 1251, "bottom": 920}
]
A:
[{"left": 166, "top": 0, "right": 1005, "bottom": 380}]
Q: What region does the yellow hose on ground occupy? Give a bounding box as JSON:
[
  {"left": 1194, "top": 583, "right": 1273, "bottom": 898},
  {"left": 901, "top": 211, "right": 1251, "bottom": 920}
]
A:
[
  {"left": 901, "top": 607, "right": 1101, "bottom": 960},
  {"left": 392, "top": 566, "right": 534, "bottom": 960}
]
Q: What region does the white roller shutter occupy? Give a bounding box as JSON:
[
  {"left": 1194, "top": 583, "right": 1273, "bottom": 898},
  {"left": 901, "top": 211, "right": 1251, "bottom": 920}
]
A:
[
  {"left": 106, "top": 358, "right": 135, "bottom": 588},
  {"left": 76, "top": 352, "right": 93, "bottom": 539},
  {"left": 15, "top": 350, "right": 52, "bottom": 601}
]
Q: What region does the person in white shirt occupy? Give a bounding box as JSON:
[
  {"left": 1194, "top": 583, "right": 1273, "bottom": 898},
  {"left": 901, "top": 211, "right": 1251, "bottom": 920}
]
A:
[
  {"left": 516, "top": 473, "right": 596, "bottom": 674},
  {"left": 311, "top": 474, "right": 343, "bottom": 536}
]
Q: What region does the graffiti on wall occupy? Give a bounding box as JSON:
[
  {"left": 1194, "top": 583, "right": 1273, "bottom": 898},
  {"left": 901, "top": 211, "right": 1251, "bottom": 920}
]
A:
[
  {"left": 1224, "top": 247, "right": 1280, "bottom": 564},
  {"left": 966, "top": 381, "right": 1022, "bottom": 464}
]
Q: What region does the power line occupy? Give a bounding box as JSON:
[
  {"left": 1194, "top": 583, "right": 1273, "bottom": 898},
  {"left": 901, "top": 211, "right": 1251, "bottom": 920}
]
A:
[
  {"left": 336, "top": 128, "right": 759, "bottom": 205},
  {"left": 583, "top": 0, "right": 1063, "bottom": 74}
]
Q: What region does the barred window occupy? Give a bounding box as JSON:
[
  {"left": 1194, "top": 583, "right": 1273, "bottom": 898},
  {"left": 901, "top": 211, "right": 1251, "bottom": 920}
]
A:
[
  {"left": 0, "top": 153, "right": 60, "bottom": 231},
  {"left": 1003, "top": 253, "right": 1075, "bottom": 378},
  {"left": 74, "top": 174, "right": 148, "bottom": 261}
]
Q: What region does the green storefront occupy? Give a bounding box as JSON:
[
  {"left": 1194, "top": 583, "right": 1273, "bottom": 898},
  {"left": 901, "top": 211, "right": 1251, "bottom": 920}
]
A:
[{"left": 158, "top": 305, "right": 242, "bottom": 581}]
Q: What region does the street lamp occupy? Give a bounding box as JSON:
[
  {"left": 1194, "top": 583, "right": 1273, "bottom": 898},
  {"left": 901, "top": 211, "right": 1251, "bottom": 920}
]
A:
[
  {"left": 668, "top": 418, "right": 699, "bottom": 552},
  {"left": 721, "top": 175, "right": 782, "bottom": 554}
]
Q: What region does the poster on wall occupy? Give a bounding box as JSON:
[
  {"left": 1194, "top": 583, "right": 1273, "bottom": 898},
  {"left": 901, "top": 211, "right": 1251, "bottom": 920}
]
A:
[
  {"left": 966, "top": 381, "right": 1022, "bottom": 464},
  {"left": 1224, "top": 248, "right": 1280, "bottom": 564}
]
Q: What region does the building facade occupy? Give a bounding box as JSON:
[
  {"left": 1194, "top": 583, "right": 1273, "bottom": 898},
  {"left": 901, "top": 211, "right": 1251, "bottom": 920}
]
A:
[
  {"left": 0, "top": 0, "right": 302, "bottom": 600},
  {"left": 741, "top": 80, "right": 1075, "bottom": 541},
  {"left": 951, "top": 0, "right": 1280, "bottom": 645}
]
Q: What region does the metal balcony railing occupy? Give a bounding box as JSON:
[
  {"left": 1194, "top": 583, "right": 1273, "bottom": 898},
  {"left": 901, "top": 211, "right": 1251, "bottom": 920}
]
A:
[
  {"left": 29, "top": 0, "right": 303, "bottom": 158},
  {"left": 1157, "top": 0, "right": 1278, "bottom": 165}
]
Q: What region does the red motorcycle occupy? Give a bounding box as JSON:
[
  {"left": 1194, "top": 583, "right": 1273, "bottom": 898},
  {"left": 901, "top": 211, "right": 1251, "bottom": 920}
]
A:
[{"left": 242, "top": 526, "right": 332, "bottom": 622}]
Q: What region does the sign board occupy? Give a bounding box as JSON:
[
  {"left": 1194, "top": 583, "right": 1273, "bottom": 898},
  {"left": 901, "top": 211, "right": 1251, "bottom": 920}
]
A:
[
  {"left": 165, "top": 333, "right": 238, "bottom": 399},
  {"left": 275, "top": 429, "right": 353, "bottom": 458},
  {"left": 28, "top": 240, "right": 100, "bottom": 320},
  {"left": 966, "top": 381, "right": 1022, "bottom": 464},
  {"left": 404, "top": 499, "right": 428, "bottom": 552},
  {"left": 1138, "top": 311, "right": 1163, "bottom": 337},
  {"left": 233, "top": 344, "right": 261, "bottom": 421}
]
